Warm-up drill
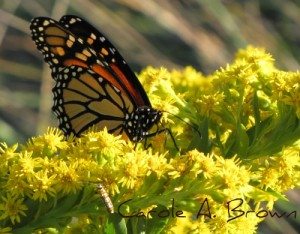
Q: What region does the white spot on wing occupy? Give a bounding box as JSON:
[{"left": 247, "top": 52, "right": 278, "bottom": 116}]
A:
[
  {"left": 43, "top": 20, "right": 50, "bottom": 26},
  {"left": 69, "top": 18, "right": 77, "bottom": 24},
  {"left": 91, "top": 33, "right": 96, "bottom": 40}
]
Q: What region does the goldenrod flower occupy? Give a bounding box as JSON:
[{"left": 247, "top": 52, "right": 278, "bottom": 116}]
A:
[
  {"left": 0, "top": 143, "right": 18, "bottom": 162},
  {"left": 0, "top": 143, "right": 18, "bottom": 177},
  {"left": 26, "top": 128, "right": 68, "bottom": 156},
  {"left": 78, "top": 128, "right": 126, "bottom": 159},
  {"left": 28, "top": 170, "right": 57, "bottom": 201},
  {"left": 216, "top": 156, "right": 251, "bottom": 190},
  {"left": 1, "top": 47, "right": 299, "bottom": 233},
  {"left": 117, "top": 150, "right": 150, "bottom": 189},
  {"left": 0, "top": 195, "right": 27, "bottom": 224},
  {"left": 54, "top": 161, "right": 82, "bottom": 194}
]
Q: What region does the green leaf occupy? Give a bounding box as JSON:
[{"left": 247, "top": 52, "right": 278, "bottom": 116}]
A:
[
  {"left": 195, "top": 117, "right": 212, "bottom": 154},
  {"left": 13, "top": 189, "right": 100, "bottom": 233},
  {"left": 105, "top": 213, "right": 127, "bottom": 234},
  {"left": 236, "top": 123, "right": 249, "bottom": 158},
  {"left": 250, "top": 90, "right": 261, "bottom": 145},
  {"left": 248, "top": 183, "right": 288, "bottom": 201},
  {"left": 247, "top": 104, "right": 300, "bottom": 159},
  {"left": 145, "top": 205, "right": 170, "bottom": 234},
  {"left": 224, "top": 122, "right": 249, "bottom": 158}
]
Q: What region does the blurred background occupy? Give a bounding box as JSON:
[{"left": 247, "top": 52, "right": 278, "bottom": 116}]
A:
[{"left": 0, "top": 0, "right": 299, "bottom": 233}]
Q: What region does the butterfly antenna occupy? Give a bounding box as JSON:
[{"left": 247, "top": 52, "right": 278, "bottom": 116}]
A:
[{"left": 161, "top": 110, "right": 202, "bottom": 139}]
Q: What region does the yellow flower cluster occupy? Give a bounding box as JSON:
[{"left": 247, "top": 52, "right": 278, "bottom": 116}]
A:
[{"left": 0, "top": 46, "right": 299, "bottom": 233}]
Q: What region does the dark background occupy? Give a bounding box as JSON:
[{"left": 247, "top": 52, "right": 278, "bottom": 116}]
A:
[{"left": 0, "top": 1, "right": 299, "bottom": 233}]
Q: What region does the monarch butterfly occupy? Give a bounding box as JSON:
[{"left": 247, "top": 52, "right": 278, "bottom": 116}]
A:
[{"left": 30, "top": 15, "right": 164, "bottom": 143}]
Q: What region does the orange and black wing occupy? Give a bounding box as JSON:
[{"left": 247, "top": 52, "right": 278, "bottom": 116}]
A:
[
  {"left": 52, "top": 66, "right": 133, "bottom": 136},
  {"left": 59, "top": 15, "right": 151, "bottom": 107},
  {"left": 30, "top": 17, "right": 137, "bottom": 136}
]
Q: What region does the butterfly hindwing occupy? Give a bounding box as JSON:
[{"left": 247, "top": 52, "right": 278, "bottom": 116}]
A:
[{"left": 52, "top": 65, "right": 134, "bottom": 136}]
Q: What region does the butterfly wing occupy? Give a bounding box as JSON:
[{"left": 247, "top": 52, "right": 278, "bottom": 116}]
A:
[
  {"left": 31, "top": 17, "right": 127, "bottom": 95},
  {"left": 52, "top": 66, "right": 133, "bottom": 136},
  {"left": 59, "top": 15, "right": 151, "bottom": 107},
  {"left": 30, "top": 17, "right": 135, "bottom": 136}
]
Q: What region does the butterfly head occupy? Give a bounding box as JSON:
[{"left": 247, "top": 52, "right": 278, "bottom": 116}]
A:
[{"left": 124, "top": 106, "right": 162, "bottom": 142}]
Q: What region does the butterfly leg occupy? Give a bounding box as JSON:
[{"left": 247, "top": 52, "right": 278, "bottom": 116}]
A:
[
  {"left": 143, "top": 137, "right": 154, "bottom": 150},
  {"left": 164, "top": 127, "right": 179, "bottom": 152},
  {"left": 145, "top": 127, "right": 180, "bottom": 152}
]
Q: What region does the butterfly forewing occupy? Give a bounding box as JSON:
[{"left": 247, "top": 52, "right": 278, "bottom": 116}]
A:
[
  {"left": 30, "top": 17, "right": 129, "bottom": 96},
  {"left": 59, "top": 15, "right": 151, "bottom": 107},
  {"left": 31, "top": 18, "right": 87, "bottom": 71}
]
